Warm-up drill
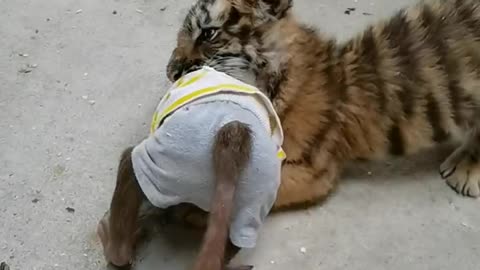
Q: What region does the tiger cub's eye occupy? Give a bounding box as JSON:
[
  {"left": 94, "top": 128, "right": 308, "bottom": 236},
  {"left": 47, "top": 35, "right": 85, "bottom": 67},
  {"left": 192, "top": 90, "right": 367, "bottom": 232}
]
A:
[{"left": 201, "top": 28, "right": 219, "bottom": 41}]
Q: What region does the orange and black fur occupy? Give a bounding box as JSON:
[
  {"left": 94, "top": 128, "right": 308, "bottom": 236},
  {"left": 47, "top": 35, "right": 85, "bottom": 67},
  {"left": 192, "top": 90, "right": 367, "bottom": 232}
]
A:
[{"left": 167, "top": 0, "right": 480, "bottom": 209}]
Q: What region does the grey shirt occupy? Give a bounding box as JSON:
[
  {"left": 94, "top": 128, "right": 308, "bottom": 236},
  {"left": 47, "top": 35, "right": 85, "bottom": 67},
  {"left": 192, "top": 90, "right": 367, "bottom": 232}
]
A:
[{"left": 131, "top": 99, "right": 281, "bottom": 248}]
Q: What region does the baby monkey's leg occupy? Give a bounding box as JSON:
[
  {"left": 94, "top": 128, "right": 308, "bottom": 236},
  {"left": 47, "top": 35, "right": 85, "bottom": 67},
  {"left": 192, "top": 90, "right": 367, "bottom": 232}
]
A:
[{"left": 97, "top": 147, "right": 145, "bottom": 267}]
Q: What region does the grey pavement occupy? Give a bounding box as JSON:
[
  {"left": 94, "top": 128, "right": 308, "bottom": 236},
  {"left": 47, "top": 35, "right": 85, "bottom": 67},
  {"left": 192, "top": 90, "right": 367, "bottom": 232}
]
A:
[{"left": 1, "top": 0, "right": 479, "bottom": 269}]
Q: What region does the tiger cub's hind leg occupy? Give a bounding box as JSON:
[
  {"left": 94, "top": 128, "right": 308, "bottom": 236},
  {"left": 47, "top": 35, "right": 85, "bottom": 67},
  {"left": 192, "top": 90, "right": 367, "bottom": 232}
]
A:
[
  {"left": 273, "top": 161, "right": 340, "bottom": 210},
  {"left": 440, "top": 128, "right": 480, "bottom": 197}
]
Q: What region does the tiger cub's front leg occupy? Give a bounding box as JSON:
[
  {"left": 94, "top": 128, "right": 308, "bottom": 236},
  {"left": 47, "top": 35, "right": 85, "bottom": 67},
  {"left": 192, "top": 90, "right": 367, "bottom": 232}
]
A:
[{"left": 441, "top": 128, "right": 480, "bottom": 197}]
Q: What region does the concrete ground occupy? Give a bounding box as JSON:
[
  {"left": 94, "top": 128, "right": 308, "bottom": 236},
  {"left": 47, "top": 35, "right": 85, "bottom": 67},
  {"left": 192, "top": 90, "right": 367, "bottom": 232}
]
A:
[{"left": 1, "top": 0, "right": 479, "bottom": 269}]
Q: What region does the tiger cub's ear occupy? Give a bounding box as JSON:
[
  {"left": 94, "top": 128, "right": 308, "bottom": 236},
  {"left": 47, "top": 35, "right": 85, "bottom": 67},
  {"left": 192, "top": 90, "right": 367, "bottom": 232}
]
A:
[
  {"left": 262, "top": 0, "right": 293, "bottom": 18},
  {"left": 229, "top": 0, "right": 293, "bottom": 19}
]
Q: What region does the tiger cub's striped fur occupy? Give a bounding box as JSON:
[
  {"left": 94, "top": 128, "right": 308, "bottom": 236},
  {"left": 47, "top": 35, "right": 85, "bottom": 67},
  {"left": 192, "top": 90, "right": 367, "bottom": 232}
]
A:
[{"left": 167, "top": 0, "right": 480, "bottom": 209}]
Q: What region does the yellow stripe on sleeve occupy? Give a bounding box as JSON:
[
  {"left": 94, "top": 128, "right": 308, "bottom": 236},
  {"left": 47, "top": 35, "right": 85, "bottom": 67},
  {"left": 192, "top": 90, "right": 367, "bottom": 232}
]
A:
[{"left": 156, "top": 84, "right": 257, "bottom": 123}]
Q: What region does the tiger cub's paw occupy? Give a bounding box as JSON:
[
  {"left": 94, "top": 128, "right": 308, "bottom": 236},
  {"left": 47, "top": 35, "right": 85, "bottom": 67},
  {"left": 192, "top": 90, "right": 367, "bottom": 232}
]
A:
[{"left": 444, "top": 158, "right": 480, "bottom": 197}]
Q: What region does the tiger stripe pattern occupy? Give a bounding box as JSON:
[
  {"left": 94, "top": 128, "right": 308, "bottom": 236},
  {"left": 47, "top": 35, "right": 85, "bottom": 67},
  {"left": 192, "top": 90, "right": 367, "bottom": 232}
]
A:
[{"left": 167, "top": 0, "right": 480, "bottom": 209}]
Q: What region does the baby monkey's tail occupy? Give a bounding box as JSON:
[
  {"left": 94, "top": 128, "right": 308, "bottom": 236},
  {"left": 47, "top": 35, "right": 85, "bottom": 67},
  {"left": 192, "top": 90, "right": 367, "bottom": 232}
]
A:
[{"left": 192, "top": 121, "right": 253, "bottom": 270}]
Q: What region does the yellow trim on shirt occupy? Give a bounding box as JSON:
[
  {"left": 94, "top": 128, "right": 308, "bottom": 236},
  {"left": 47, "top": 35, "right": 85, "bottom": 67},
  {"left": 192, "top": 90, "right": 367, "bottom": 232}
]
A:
[
  {"left": 150, "top": 82, "right": 286, "bottom": 160},
  {"left": 156, "top": 84, "right": 257, "bottom": 126},
  {"left": 177, "top": 71, "right": 207, "bottom": 88},
  {"left": 151, "top": 84, "right": 256, "bottom": 133},
  {"left": 277, "top": 149, "right": 286, "bottom": 160},
  {"left": 150, "top": 111, "right": 160, "bottom": 134}
]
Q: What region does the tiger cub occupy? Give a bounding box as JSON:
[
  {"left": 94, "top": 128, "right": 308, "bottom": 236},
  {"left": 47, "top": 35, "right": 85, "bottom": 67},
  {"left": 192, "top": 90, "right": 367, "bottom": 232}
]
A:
[{"left": 167, "top": 0, "right": 480, "bottom": 209}]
